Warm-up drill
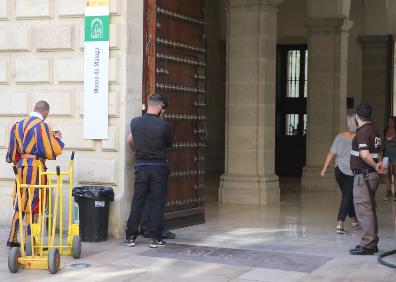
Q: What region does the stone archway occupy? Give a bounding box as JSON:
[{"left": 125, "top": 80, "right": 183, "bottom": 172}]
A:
[{"left": 302, "top": 0, "right": 395, "bottom": 191}]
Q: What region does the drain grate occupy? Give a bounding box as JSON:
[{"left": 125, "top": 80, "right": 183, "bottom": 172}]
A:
[
  {"left": 70, "top": 263, "right": 90, "bottom": 268},
  {"left": 139, "top": 243, "right": 333, "bottom": 273}
]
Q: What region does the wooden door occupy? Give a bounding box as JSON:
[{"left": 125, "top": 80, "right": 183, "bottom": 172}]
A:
[
  {"left": 143, "top": 0, "right": 206, "bottom": 227},
  {"left": 275, "top": 45, "right": 307, "bottom": 177}
]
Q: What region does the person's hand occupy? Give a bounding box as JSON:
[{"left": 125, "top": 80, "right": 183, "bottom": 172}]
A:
[
  {"left": 375, "top": 162, "right": 385, "bottom": 174},
  {"left": 54, "top": 131, "right": 62, "bottom": 139},
  {"left": 320, "top": 168, "right": 326, "bottom": 177}
]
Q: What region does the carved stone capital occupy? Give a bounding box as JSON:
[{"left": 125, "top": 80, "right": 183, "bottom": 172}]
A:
[{"left": 305, "top": 18, "right": 353, "bottom": 35}]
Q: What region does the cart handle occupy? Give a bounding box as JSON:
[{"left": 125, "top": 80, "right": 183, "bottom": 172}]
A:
[
  {"left": 12, "top": 166, "right": 18, "bottom": 175},
  {"left": 71, "top": 151, "right": 75, "bottom": 161},
  {"left": 56, "top": 166, "right": 60, "bottom": 176}
]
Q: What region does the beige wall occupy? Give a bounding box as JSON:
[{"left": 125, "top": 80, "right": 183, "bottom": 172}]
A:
[
  {"left": 277, "top": 0, "right": 307, "bottom": 44},
  {"left": 357, "top": 0, "right": 391, "bottom": 129},
  {"left": 205, "top": 0, "right": 226, "bottom": 176},
  {"left": 394, "top": 43, "right": 396, "bottom": 116},
  {"left": 362, "top": 0, "right": 389, "bottom": 35},
  {"left": 277, "top": 0, "right": 364, "bottom": 116},
  {"left": 306, "top": 0, "right": 351, "bottom": 19},
  {"left": 360, "top": 35, "right": 390, "bottom": 129},
  {"left": 0, "top": 0, "right": 144, "bottom": 238},
  {"left": 347, "top": 0, "right": 364, "bottom": 113}
]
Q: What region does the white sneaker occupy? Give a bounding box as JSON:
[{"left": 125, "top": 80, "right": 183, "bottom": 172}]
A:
[
  {"left": 124, "top": 236, "right": 136, "bottom": 247},
  {"left": 149, "top": 238, "right": 166, "bottom": 248},
  {"left": 336, "top": 224, "right": 347, "bottom": 234}
]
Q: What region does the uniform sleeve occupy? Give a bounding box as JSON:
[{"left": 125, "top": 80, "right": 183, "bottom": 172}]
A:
[
  {"left": 35, "top": 123, "right": 64, "bottom": 160},
  {"left": 5, "top": 124, "right": 20, "bottom": 164},
  {"left": 355, "top": 131, "right": 370, "bottom": 151},
  {"left": 330, "top": 135, "right": 340, "bottom": 155}
]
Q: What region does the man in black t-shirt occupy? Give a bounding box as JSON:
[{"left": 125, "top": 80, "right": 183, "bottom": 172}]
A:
[
  {"left": 124, "top": 94, "right": 172, "bottom": 248},
  {"left": 349, "top": 103, "right": 384, "bottom": 255},
  {"left": 140, "top": 96, "right": 175, "bottom": 240}
]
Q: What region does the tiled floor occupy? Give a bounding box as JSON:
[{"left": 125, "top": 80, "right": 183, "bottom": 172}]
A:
[{"left": 1, "top": 182, "right": 396, "bottom": 281}]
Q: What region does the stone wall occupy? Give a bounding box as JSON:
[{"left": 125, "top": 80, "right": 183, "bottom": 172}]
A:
[
  {"left": 360, "top": 35, "right": 390, "bottom": 129},
  {"left": 277, "top": 0, "right": 306, "bottom": 44},
  {"left": 205, "top": 0, "right": 226, "bottom": 176},
  {"left": 347, "top": 0, "right": 363, "bottom": 113},
  {"left": 394, "top": 43, "right": 396, "bottom": 115},
  {"left": 0, "top": 0, "right": 144, "bottom": 238}
]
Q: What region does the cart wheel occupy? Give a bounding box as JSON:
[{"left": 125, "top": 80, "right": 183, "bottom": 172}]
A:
[
  {"left": 72, "top": 235, "right": 82, "bottom": 259},
  {"left": 8, "top": 247, "right": 20, "bottom": 273},
  {"left": 48, "top": 248, "right": 60, "bottom": 274},
  {"left": 25, "top": 235, "right": 33, "bottom": 256}
]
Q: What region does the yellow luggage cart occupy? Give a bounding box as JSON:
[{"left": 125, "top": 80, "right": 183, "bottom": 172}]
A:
[
  {"left": 8, "top": 166, "right": 62, "bottom": 274},
  {"left": 33, "top": 151, "right": 81, "bottom": 259}
]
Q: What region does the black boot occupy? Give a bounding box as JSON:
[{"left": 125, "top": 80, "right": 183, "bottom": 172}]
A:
[
  {"left": 161, "top": 229, "right": 176, "bottom": 239},
  {"left": 6, "top": 241, "right": 20, "bottom": 248},
  {"left": 349, "top": 245, "right": 375, "bottom": 255}
]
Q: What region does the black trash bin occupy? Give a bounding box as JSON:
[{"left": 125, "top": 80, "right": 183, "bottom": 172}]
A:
[{"left": 72, "top": 186, "right": 114, "bottom": 242}]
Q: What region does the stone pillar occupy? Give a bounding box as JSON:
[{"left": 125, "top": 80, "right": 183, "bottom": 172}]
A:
[
  {"left": 219, "top": 0, "right": 280, "bottom": 205},
  {"left": 302, "top": 18, "right": 353, "bottom": 191},
  {"left": 359, "top": 36, "right": 391, "bottom": 128}
]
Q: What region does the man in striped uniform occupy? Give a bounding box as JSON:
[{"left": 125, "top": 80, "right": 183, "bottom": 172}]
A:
[{"left": 6, "top": 101, "right": 64, "bottom": 247}]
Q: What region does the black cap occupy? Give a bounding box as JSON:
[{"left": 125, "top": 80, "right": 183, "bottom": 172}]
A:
[{"left": 355, "top": 103, "right": 372, "bottom": 119}]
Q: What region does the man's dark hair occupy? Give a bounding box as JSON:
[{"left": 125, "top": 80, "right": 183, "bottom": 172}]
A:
[
  {"left": 161, "top": 95, "right": 168, "bottom": 109},
  {"left": 34, "top": 100, "right": 50, "bottom": 114},
  {"left": 355, "top": 103, "right": 372, "bottom": 121},
  {"left": 148, "top": 94, "right": 168, "bottom": 109}
]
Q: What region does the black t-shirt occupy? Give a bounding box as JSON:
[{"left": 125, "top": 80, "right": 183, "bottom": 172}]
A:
[
  {"left": 350, "top": 123, "right": 381, "bottom": 170},
  {"left": 130, "top": 114, "right": 173, "bottom": 164}
]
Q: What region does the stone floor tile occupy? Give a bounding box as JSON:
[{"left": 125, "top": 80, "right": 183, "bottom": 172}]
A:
[
  {"left": 237, "top": 268, "right": 307, "bottom": 282},
  {"left": 0, "top": 187, "right": 395, "bottom": 281}
]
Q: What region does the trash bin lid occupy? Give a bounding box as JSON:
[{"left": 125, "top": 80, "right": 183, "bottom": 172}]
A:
[{"left": 72, "top": 186, "right": 114, "bottom": 201}]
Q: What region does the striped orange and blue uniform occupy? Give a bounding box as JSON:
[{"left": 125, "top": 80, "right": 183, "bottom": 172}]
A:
[{"left": 6, "top": 116, "right": 64, "bottom": 245}]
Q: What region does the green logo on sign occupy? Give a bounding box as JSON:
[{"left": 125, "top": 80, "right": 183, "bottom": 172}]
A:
[
  {"left": 91, "top": 18, "right": 103, "bottom": 39},
  {"left": 85, "top": 16, "right": 109, "bottom": 42}
]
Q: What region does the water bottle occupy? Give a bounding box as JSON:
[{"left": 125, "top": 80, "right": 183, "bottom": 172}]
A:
[
  {"left": 383, "top": 157, "right": 389, "bottom": 169},
  {"left": 73, "top": 201, "right": 79, "bottom": 224}
]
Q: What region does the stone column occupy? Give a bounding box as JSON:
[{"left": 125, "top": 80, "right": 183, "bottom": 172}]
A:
[
  {"left": 301, "top": 18, "right": 353, "bottom": 191},
  {"left": 359, "top": 36, "right": 391, "bottom": 128},
  {"left": 219, "top": 0, "right": 281, "bottom": 205}
]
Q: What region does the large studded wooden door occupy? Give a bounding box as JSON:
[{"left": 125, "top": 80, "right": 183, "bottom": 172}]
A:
[{"left": 143, "top": 0, "right": 206, "bottom": 227}]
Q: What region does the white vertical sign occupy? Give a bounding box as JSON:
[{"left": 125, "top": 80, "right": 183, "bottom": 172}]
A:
[{"left": 83, "top": 0, "right": 110, "bottom": 139}]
